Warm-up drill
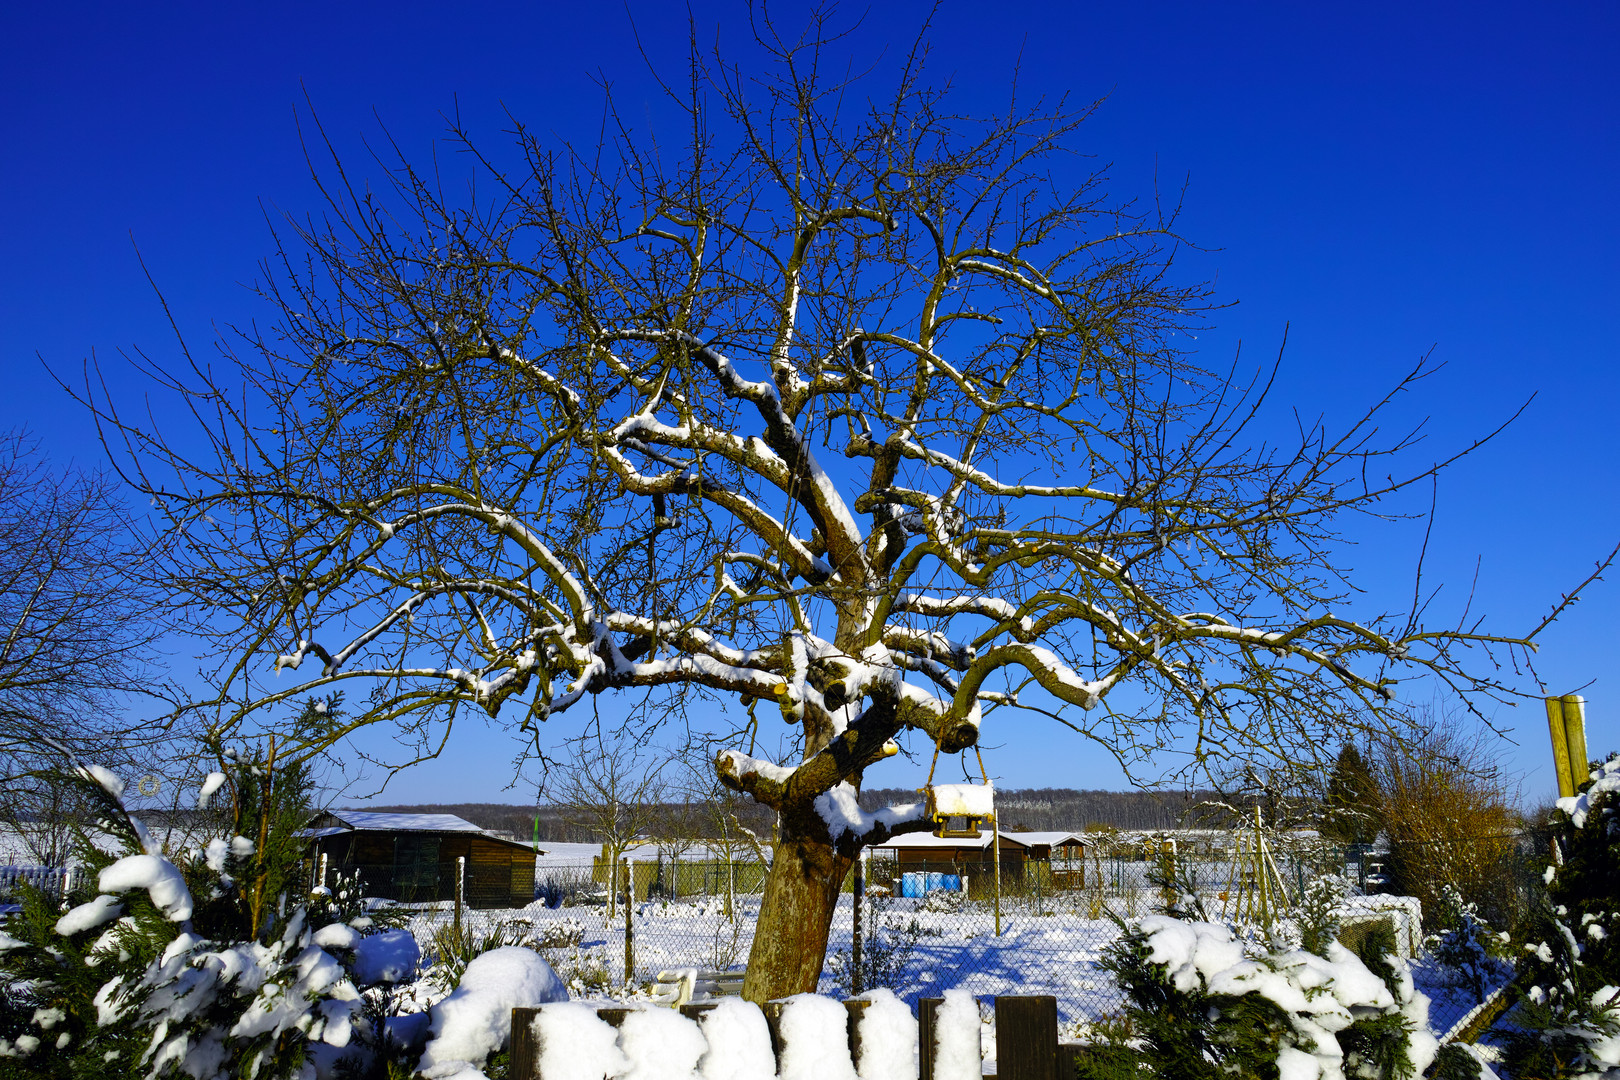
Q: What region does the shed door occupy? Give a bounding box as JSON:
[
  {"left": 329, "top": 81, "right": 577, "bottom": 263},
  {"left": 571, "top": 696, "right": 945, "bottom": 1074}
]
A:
[{"left": 393, "top": 835, "right": 441, "bottom": 899}]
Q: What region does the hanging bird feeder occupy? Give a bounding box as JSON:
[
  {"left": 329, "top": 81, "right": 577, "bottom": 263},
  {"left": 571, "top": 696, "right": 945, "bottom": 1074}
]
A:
[{"left": 921, "top": 747, "right": 996, "bottom": 839}]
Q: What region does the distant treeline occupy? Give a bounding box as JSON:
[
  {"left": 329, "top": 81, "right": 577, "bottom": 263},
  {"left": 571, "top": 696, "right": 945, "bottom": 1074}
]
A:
[{"left": 352, "top": 786, "right": 1235, "bottom": 841}]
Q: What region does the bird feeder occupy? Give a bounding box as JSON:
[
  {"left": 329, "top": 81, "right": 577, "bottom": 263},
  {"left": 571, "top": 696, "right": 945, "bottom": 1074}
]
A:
[{"left": 921, "top": 748, "right": 996, "bottom": 838}]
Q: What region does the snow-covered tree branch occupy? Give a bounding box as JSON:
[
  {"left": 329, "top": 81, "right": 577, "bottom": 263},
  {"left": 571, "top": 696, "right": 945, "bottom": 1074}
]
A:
[{"left": 80, "top": 13, "right": 1593, "bottom": 1000}]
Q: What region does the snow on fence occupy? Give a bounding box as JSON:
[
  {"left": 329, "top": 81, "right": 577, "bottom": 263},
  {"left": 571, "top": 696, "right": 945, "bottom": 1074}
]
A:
[
  {"left": 507, "top": 991, "right": 1070, "bottom": 1080},
  {"left": 0, "top": 864, "right": 73, "bottom": 899}
]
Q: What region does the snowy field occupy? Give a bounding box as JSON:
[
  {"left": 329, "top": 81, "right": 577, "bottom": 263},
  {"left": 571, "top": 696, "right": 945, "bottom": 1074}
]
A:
[
  {"left": 406, "top": 891, "right": 1128, "bottom": 1020},
  {"left": 401, "top": 885, "right": 1491, "bottom": 1039}
]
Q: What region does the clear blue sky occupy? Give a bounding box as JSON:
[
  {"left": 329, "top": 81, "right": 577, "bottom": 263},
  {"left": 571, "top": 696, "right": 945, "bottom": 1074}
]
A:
[{"left": 3, "top": 1, "right": 1614, "bottom": 807}]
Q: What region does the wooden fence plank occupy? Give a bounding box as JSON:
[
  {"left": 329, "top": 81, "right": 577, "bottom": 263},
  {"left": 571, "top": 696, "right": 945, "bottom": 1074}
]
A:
[
  {"left": 995, "top": 996, "right": 1057, "bottom": 1080},
  {"left": 509, "top": 1007, "right": 540, "bottom": 1080},
  {"left": 918, "top": 997, "right": 944, "bottom": 1080}
]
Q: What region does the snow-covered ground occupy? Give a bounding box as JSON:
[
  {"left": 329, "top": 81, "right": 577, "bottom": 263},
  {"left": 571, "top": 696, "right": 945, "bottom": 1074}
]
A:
[{"left": 403, "top": 885, "right": 1499, "bottom": 1038}]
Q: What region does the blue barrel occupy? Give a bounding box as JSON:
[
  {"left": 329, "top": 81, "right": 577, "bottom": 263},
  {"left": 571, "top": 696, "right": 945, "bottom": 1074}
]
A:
[
  {"left": 901, "top": 872, "right": 925, "bottom": 898},
  {"left": 926, "top": 872, "right": 947, "bottom": 892},
  {"left": 939, "top": 874, "right": 961, "bottom": 892}
]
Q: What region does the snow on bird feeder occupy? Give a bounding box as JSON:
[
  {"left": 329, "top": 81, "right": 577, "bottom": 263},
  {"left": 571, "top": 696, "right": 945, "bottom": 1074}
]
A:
[{"left": 921, "top": 748, "right": 996, "bottom": 838}]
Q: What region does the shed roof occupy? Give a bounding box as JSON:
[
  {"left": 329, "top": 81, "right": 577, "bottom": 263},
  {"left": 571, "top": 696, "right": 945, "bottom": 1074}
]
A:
[
  {"left": 325, "top": 811, "right": 487, "bottom": 833},
  {"left": 305, "top": 811, "right": 539, "bottom": 853},
  {"left": 874, "top": 831, "right": 1019, "bottom": 851},
  {"left": 873, "top": 829, "right": 1086, "bottom": 851}
]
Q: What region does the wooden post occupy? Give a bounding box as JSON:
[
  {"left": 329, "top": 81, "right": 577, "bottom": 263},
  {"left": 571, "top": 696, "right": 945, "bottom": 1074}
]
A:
[
  {"left": 852, "top": 852, "right": 865, "bottom": 996},
  {"left": 623, "top": 857, "right": 634, "bottom": 988},
  {"left": 454, "top": 855, "right": 465, "bottom": 937},
  {"left": 918, "top": 997, "right": 943, "bottom": 1080},
  {"left": 1548, "top": 696, "right": 1575, "bottom": 797},
  {"left": 992, "top": 816, "right": 1003, "bottom": 936},
  {"left": 845, "top": 998, "right": 872, "bottom": 1068},
  {"left": 509, "top": 1007, "right": 540, "bottom": 1080},
  {"left": 995, "top": 996, "right": 1057, "bottom": 1080},
  {"left": 1563, "top": 695, "right": 1590, "bottom": 790},
  {"left": 762, "top": 1000, "right": 788, "bottom": 1061}
]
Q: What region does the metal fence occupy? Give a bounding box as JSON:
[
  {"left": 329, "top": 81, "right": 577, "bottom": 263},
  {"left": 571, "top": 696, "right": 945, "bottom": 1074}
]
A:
[
  {"left": 394, "top": 840, "right": 1358, "bottom": 1024},
  {"left": 0, "top": 865, "right": 75, "bottom": 901}
]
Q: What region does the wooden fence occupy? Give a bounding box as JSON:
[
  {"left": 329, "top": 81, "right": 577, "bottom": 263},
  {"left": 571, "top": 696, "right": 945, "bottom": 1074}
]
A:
[{"left": 511, "top": 994, "right": 1077, "bottom": 1080}]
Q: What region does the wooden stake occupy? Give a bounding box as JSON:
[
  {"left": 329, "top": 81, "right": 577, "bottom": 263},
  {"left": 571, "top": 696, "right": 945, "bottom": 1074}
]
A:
[
  {"left": 1547, "top": 696, "right": 1575, "bottom": 797},
  {"left": 1563, "top": 695, "right": 1590, "bottom": 790}
]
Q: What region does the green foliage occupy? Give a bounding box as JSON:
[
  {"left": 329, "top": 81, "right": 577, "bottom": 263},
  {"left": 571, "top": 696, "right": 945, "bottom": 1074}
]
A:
[
  {"left": 1426, "top": 1043, "right": 1483, "bottom": 1080},
  {"left": 1500, "top": 753, "right": 1620, "bottom": 1080},
  {"left": 1296, "top": 874, "right": 1349, "bottom": 956},
  {"left": 1341, "top": 916, "right": 1400, "bottom": 991},
  {"left": 425, "top": 920, "right": 522, "bottom": 992},
  {"left": 0, "top": 732, "right": 371, "bottom": 1080},
  {"left": 1082, "top": 914, "right": 1426, "bottom": 1080},
  {"left": 1426, "top": 886, "right": 1510, "bottom": 1002},
  {"left": 1321, "top": 743, "right": 1381, "bottom": 846},
  {"left": 1094, "top": 925, "right": 1293, "bottom": 1080},
  {"left": 1070, "top": 1015, "right": 1143, "bottom": 1080}
]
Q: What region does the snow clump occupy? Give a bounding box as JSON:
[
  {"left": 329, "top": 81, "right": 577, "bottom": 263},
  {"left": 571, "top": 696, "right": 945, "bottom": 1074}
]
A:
[
  {"left": 618, "top": 1006, "right": 709, "bottom": 1080},
  {"left": 98, "top": 853, "right": 193, "bottom": 921},
  {"left": 418, "top": 946, "right": 567, "bottom": 1076},
  {"left": 932, "top": 987, "right": 982, "bottom": 1080},
  {"left": 532, "top": 1001, "right": 629, "bottom": 1080},
  {"left": 855, "top": 987, "right": 919, "bottom": 1080},
  {"left": 776, "top": 993, "right": 858, "bottom": 1080},
  {"left": 696, "top": 997, "right": 776, "bottom": 1080},
  {"left": 351, "top": 927, "right": 421, "bottom": 984}
]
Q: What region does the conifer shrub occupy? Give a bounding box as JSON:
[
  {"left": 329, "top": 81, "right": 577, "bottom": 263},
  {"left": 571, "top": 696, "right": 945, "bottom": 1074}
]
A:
[
  {"left": 0, "top": 734, "right": 421, "bottom": 1080},
  {"left": 1076, "top": 913, "right": 1437, "bottom": 1080},
  {"left": 1499, "top": 752, "right": 1620, "bottom": 1079}
]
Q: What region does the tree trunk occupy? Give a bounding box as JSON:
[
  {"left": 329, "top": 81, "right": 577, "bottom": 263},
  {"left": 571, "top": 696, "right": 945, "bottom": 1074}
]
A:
[{"left": 741, "top": 824, "right": 853, "bottom": 1001}]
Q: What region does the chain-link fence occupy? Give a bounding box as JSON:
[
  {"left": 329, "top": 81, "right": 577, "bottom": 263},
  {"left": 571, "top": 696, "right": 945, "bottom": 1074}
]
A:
[{"left": 393, "top": 836, "right": 1369, "bottom": 1023}]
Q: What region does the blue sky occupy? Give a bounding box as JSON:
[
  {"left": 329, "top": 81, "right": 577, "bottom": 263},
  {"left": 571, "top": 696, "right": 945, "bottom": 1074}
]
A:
[{"left": 3, "top": 1, "right": 1614, "bottom": 807}]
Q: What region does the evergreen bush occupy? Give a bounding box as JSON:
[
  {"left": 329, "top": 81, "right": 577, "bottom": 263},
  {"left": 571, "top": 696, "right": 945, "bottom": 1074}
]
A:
[
  {"left": 1077, "top": 913, "right": 1437, "bottom": 1080},
  {"left": 1500, "top": 753, "right": 1620, "bottom": 1079}
]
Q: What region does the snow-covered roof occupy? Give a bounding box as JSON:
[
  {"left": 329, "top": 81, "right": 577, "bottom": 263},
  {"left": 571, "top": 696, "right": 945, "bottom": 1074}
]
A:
[
  {"left": 874, "top": 832, "right": 1002, "bottom": 850},
  {"left": 302, "top": 811, "right": 540, "bottom": 852},
  {"left": 873, "top": 829, "right": 1088, "bottom": 851},
  {"left": 1003, "top": 831, "right": 1086, "bottom": 848},
  {"left": 324, "top": 812, "right": 487, "bottom": 833}
]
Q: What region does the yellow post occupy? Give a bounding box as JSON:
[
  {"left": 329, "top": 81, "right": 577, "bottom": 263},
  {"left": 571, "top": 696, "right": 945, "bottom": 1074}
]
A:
[
  {"left": 1547, "top": 696, "right": 1575, "bottom": 798},
  {"left": 1562, "top": 695, "right": 1590, "bottom": 791}
]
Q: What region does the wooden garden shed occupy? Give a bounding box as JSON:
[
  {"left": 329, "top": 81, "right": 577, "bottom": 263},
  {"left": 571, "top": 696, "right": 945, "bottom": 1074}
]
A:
[
  {"left": 303, "top": 811, "right": 536, "bottom": 909},
  {"left": 872, "top": 829, "right": 1087, "bottom": 890}
]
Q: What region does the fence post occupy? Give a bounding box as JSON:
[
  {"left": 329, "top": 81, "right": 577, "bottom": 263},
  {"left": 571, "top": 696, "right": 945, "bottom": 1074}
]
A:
[
  {"left": 995, "top": 995, "right": 1057, "bottom": 1080},
  {"left": 993, "top": 814, "right": 1003, "bottom": 936},
  {"left": 623, "top": 856, "right": 634, "bottom": 988},
  {"left": 454, "top": 856, "right": 465, "bottom": 937},
  {"left": 852, "top": 851, "right": 865, "bottom": 996},
  {"left": 918, "top": 997, "right": 943, "bottom": 1080},
  {"left": 762, "top": 1000, "right": 788, "bottom": 1061},
  {"left": 845, "top": 998, "right": 872, "bottom": 1067},
  {"left": 510, "top": 1007, "right": 540, "bottom": 1080}
]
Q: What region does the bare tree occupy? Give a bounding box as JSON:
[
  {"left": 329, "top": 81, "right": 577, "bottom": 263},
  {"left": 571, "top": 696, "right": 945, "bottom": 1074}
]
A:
[
  {"left": 1369, "top": 720, "right": 1525, "bottom": 928},
  {"left": 547, "top": 736, "right": 667, "bottom": 918},
  {"left": 0, "top": 433, "right": 169, "bottom": 861},
  {"left": 82, "top": 15, "right": 1596, "bottom": 997}
]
